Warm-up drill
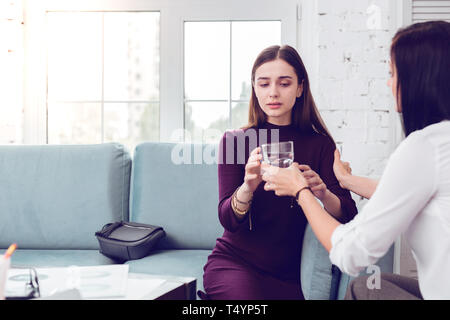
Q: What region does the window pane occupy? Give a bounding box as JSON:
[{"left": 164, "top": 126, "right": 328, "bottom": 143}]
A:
[
  {"left": 104, "top": 102, "right": 159, "bottom": 152},
  {"left": 231, "top": 21, "right": 281, "bottom": 100},
  {"left": 47, "top": 13, "right": 103, "bottom": 101},
  {"left": 48, "top": 103, "right": 101, "bottom": 144},
  {"left": 231, "top": 101, "right": 249, "bottom": 129},
  {"left": 185, "top": 102, "right": 229, "bottom": 143},
  {"left": 184, "top": 22, "right": 230, "bottom": 100},
  {"left": 104, "top": 12, "right": 160, "bottom": 101}
]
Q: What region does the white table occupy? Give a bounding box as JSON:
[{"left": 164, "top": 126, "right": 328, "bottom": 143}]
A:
[
  {"left": 120, "top": 273, "right": 196, "bottom": 300},
  {"left": 45, "top": 273, "right": 197, "bottom": 300}
]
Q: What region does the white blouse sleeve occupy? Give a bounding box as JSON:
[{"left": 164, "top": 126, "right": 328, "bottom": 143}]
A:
[{"left": 329, "top": 133, "right": 438, "bottom": 276}]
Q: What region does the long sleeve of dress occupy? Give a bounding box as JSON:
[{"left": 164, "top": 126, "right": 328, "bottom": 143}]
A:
[
  {"left": 329, "top": 133, "right": 437, "bottom": 277},
  {"left": 319, "top": 138, "right": 358, "bottom": 223},
  {"left": 217, "top": 130, "right": 253, "bottom": 232}
]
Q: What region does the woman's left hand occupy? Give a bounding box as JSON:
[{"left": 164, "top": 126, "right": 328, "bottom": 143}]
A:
[
  {"left": 261, "top": 162, "right": 308, "bottom": 197},
  {"left": 297, "top": 164, "right": 329, "bottom": 201}
]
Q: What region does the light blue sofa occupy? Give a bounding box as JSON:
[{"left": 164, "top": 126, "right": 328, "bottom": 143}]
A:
[{"left": 0, "top": 142, "right": 394, "bottom": 299}]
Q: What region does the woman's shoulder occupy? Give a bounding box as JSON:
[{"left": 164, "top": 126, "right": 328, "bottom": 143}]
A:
[
  {"left": 412, "top": 120, "right": 450, "bottom": 147},
  {"left": 390, "top": 127, "right": 437, "bottom": 166},
  {"left": 299, "top": 130, "right": 334, "bottom": 147},
  {"left": 399, "top": 123, "right": 444, "bottom": 149}
]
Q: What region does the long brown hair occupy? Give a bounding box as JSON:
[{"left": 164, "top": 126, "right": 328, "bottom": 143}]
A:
[{"left": 244, "top": 45, "right": 333, "bottom": 141}]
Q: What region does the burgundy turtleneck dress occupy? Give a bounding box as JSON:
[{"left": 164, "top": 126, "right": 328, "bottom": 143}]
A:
[{"left": 201, "top": 122, "right": 358, "bottom": 300}]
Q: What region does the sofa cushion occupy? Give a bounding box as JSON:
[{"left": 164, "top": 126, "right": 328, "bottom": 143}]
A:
[
  {"left": 301, "top": 223, "right": 333, "bottom": 300},
  {"left": 130, "top": 142, "right": 223, "bottom": 250},
  {"left": 9, "top": 249, "right": 116, "bottom": 268},
  {"left": 0, "top": 143, "right": 131, "bottom": 249},
  {"left": 126, "top": 249, "right": 210, "bottom": 293}
]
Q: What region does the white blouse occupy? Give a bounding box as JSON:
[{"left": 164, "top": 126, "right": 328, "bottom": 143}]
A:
[{"left": 330, "top": 120, "right": 450, "bottom": 300}]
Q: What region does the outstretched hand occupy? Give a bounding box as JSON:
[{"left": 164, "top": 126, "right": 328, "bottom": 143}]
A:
[
  {"left": 297, "top": 164, "right": 328, "bottom": 201},
  {"left": 333, "top": 149, "right": 352, "bottom": 189}
]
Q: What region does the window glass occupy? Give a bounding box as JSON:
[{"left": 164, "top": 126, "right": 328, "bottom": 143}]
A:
[
  {"left": 231, "top": 21, "right": 281, "bottom": 100},
  {"left": 184, "top": 22, "right": 230, "bottom": 101},
  {"left": 47, "top": 12, "right": 103, "bottom": 101},
  {"left": 46, "top": 12, "right": 160, "bottom": 151},
  {"left": 185, "top": 102, "right": 229, "bottom": 143},
  {"left": 48, "top": 102, "right": 102, "bottom": 144},
  {"left": 184, "top": 20, "right": 281, "bottom": 143},
  {"left": 104, "top": 102, "right": 159, "bottom": 151},
  {"left": 104, "top": 12, "right": 159, "bottom": 101}
]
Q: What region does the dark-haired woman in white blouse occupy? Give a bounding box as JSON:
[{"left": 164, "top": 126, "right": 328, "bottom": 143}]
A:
[{"left": 262, "top": 20, "right": 450, "bottom": 300}]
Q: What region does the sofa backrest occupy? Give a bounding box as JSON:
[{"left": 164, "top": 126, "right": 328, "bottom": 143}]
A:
[
  {"left": 130, "top": 142, "right": 222, "bottom": 250},
  {"left": 0, "top": 143, "right": 131, "bottom": 250}
]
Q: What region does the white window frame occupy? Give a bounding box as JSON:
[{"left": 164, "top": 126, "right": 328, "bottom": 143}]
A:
[{"left": 22, "top": 0, "right": 298, "bottom": 144}]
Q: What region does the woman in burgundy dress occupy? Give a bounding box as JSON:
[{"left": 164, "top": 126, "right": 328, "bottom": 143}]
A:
[{"left": 199, "top": 45, "right": 357, "bottom": 300}]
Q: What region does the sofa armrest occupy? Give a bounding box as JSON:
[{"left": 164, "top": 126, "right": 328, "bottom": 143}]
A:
[
  {"left": 301, "top": 223, "right": 334, "bottom": 300},
  {"left": 301, "top": 223, "right": 396, "bottom": 300}
]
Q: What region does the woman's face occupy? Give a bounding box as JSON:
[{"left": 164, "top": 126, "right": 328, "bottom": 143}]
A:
[
  {"left": 253, "top": 58, "right": 303, "bottom": 125},
  {"left": 387, "top": 60, "right": 401, "bottom": 112}
]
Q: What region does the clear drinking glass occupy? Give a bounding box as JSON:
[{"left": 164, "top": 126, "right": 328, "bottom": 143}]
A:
[{"left": 261, "top": 141, "right": 294, "bottom": 168}]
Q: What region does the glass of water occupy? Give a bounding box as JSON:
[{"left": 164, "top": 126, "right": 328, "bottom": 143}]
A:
[{"left": 261, "top": 141, "right": 294, "bottom": 168}]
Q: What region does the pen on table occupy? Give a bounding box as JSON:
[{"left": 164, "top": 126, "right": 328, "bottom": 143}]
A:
[{"left": 3, "top": 243, "right": 17, "bottom": 259}]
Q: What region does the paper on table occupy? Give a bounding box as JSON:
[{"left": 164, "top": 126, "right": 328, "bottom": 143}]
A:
[{"left": 6, "top": 264, "right": 129, "bottom": 299}]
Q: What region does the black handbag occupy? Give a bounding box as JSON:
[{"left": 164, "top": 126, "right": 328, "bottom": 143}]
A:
[{"left": 95, "top": 221, "right": 165, "bottom": 262}]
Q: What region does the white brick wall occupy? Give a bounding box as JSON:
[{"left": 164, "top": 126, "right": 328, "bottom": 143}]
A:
[{"left": 311, "top": 0, "right": 400, "bottom": 207}]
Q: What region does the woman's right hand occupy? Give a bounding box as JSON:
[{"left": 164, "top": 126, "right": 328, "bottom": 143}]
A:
[
  {"left": 333, "top": 149, "right": 352, "bottom": 189},
  {"left": 242, "top": 147, "right": 263, "bottom": 193}
]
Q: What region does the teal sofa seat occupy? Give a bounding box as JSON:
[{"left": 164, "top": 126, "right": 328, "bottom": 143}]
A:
[{"left": 8, "top": 250, "right": 115, "bottom": 267}]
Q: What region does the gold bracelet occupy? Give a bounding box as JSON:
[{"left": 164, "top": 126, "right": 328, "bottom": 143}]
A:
[
  {"left": 231, "top": 189, "right": 250, "bottom": 216},
  {"left": 234, "top": 188, "right": 253, "bottom": 205}
]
